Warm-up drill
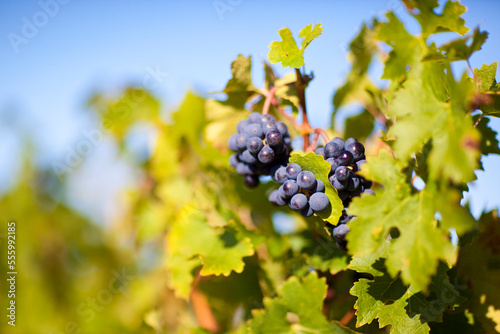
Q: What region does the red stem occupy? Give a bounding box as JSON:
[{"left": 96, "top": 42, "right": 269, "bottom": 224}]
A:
[
  {"left": 262, "top": 85, "right": 281, "bottom": 115},
  {"left": 270, "top": 98, "right": 301, "bottom": 130}
]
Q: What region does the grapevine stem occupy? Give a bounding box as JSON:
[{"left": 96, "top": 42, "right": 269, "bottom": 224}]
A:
[
  {"left": 270, "top": 97, "right": 301, "bottom": 130},
  {"left": 262, "top": 85, "right": 282, "bottom": 115},
  {"left": 295, "top": 68, "right": 311, "bottom": 150},
  {"left": 473, "top": 113, "right": 484, "bottom": 128},
  {"left": 307, "top": 128, "right": 330, "bottom": 152},
  {"left": 191, "top": 272, "right": 220, "bottom": 333}
]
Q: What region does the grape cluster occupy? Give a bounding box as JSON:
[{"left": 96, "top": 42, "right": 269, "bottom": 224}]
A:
[
  {"left": 315, "top": 137, "right": 373, "bottom": 208},
  {"left": 315, "top": 137, "right": 375, "bottom": 251},
  {"left": 228, "top": 112, "right": 292, "bottom": 188},
  {"left": 268, "top": 163, "right": 330, "bottom": 217}
]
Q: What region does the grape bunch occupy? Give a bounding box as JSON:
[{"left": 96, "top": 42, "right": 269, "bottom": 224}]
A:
[
  {"left": 315, "top": 137, "right": 373, "bottom": 208},
  {"left": 315, "top": 137, "right": 374, "bottom": 251},
  {"left": 268, "top": 163, "right": 330, "bottom": 217},
  {"left": 228, "top": 112, "right": 292, "bottom": 188}
]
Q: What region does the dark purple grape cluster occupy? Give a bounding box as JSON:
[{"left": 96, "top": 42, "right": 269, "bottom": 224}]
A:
[
  {"left": 228, "top": 112, "right": 292, "bottom": 188},
  {"left": 316, "top": 137, "right": 374, "bottom": 251},
  {"left": 268, "top": 163, "right": 330, "bottom": 217},
  {"left": 315, "top": 137, "right": 373, "bottom": 208}
]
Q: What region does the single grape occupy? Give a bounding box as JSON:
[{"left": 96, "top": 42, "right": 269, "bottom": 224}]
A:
[
  {"left": 315, "top": 179, "right": 325, "bottom": 193},
  {"left": 245, "top": 123, "right": 264, "bottom": 138},
  {"left": 289, "top": 193, "right": 308, "bottom": 210},
  {"left": 275, "top": 121, "right": 288, "bottom": 136},
  {"left": 240, "top": 150, "right": 257, "bottom": 164},
  {"left": 355, "top": 159, "right": 367, "bottom": 171},
  {"left": 247, "top": 136, "right": 263, "bottom": 154},
  {"left": 297, "top": 171, "right": 316, "bottom": 190},
  {"left": 237, "top": 119, "right": 249, "bottom": 133},
  {"left": 259, "top": 114, "right": 275, "bottom": 126},
  {"left": 286, "top": 163, "right": 302, "bottom": 180},
  {"left": 347, "top": 175, "right": 361, "bottom": 191},
  {"left": 229, "top": 154, "right": 239, "bottom": 168},
  {"left": 344, "top": 137, "right": 357, "bottom": 148},
  {"left": 332, "top": 224, "right": 350, "bottom": 241},
  {"left": 309, "top": 193, "right": 330, "bottom": 212},
  {"left": 326, "top": 157, "right": 339, "bottom": 171},
  {"left": 324, "top": 142, "right": 342, "bottom": 158},
  {"left": 300, "top": 204, "right": 314, "bottom": 217},
  {"left": 334, "top": 166, "right": 350, "bottom": 182},
  {"left": 248, "top": 112, "right": 261, "bottom": 123},
  {"left": 266, "top": 130, "right": 283, "bottom": 147},
  {"left": 337, "top": 150, "right": 354, "bottom": 166},
  {"left": 236, "top": 133, "right": 249, "bottom": 151},
  {"left": 262, "top": 121, "right": 277, "bottom": 133},
  {"left": 345, "top": 141, "right": 365, "bottom": 161},
  {"left": 330, "top": 137, "right": 345, "bottom": 149},
  {"left": 315, "top": 147, "right": 325, "bottom": 157},
  {"left": 236, "top": 162, "right": 257, "bottom": 175},
  {"left": 279, "top": 180, "right": 299, "bottom": 199},
  {"left": 363, "top": 189, "right": 375, "bottom": 196},
  {"left": 258, "top": 146, "right": 275, "bottom": 164},
  {"left": 274, "top": 166, "right": 288, "bottom": 184},
  {"left": 329, "top": 175, "right": 346, "bottom": 191},
  {"left": 244, "top": 174, "right": 259, "bottom": 188},
  {"left": 228, "top": 134, "right": 238, "bottom": 151}
]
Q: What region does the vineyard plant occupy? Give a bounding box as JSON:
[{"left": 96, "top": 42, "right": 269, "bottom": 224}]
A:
[{"left": 3, "top": 1, "right": 500, "bottom": 334}]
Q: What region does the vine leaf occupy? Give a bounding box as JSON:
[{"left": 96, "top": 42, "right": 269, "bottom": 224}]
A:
[
  {"left": 348, "top": 151, "right": 475, "bottom": 291},
  {"left": 166, "top": 205, "right": 254, "bottom": 298},
  {"left": 268, "top": 23, "right": 322, "bottom": 68},
  {"left": 434, "top": 27, "right": 488, "bottom": 61},
  {"left": 405, "top": 0, "right": 469, "bottom": 37},
  {"left": 474, "top": 62, "right": 498, "bottom": 92},
  {"left": 457, "top": 211, "right": 500, "bottom": 333},
  {"left": 220, "top": 54, "right": 260, "bottom": 109},
  {"left": 351, "top": 261, "right": 464, "bottom": 333},
  {"left": 290, "top": 152, "right": 343, "bottom": 225},
  {"left": 248, "top": 273, "right": 358, "bottom": 334}
]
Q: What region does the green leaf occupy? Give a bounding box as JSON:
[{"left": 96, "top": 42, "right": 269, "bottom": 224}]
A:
[
  {"left": 388, "top": 61, "right": 480, "bottom": 183},
  {"left": 474, "top": 62, "right": 498, "bottom": 92},
  {"left": 268, "top": 23, "right": 323, "bottom": 68},
  {"left": 166, "top": 205, "right": 254, "bottom": 298},
  {"left": 409, "top": 0, "right": 469, "bottom": 37},
  {"left": 348, "top": 151, "right": 475, "bottom": 291},
  {"left": 221, "top": 55, "right": 259, "bottom": 109},
  {"left": 438, "top": 27, "right": 488, "bottom": 61},
  {"left": 376, "top": 12, "right": 421, "bottom": 80},
  {"left": 351, "top": 261, "right": 464, "bottom": 333},
  {"left": 344, "top": 109, "right": 375, "bottom": 141},
  {"left": 290, "top": 152, "right": 343, "bottom": 225},
  {"left": 473, "top": 114, "right": 500, "bottom": 155},
  {"left": 88, "top": 87, "right": 160, "bottom": 140},
  {"left": 457, "top": 211, "right": 500, "bottom": 333},
  {"left": 248, "top": 273, "right": 358, "bottom": 334}
]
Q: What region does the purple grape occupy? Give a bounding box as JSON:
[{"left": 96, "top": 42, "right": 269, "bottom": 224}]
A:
[
  {"left": 309, "top": 193, "right": 330, "bottom": 212},
  {"left": 297, "top": 171, "right": 316, "bottom": 190},
  {"left": 286, "top": 163, "right": 302, "bottom": 180},
  {"left": 289, "top": 193, "right": 308, "bottom": 210},
  {"left": 258, "top": 146, "right": 275, "bottom": 164}
]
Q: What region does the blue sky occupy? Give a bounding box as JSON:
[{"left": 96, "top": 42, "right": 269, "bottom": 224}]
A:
[{"left": 1, "top": 0, "right": 499, "bottom": 220}]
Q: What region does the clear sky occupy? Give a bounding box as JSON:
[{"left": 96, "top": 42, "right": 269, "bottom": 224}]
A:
[{"left": 1, "top": 0, "right": 499, "bottom": 220}]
